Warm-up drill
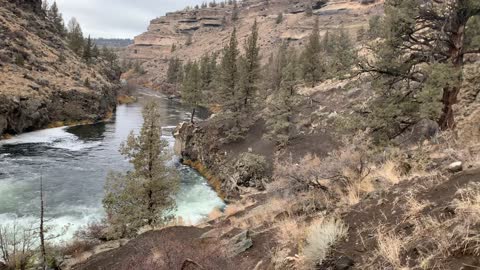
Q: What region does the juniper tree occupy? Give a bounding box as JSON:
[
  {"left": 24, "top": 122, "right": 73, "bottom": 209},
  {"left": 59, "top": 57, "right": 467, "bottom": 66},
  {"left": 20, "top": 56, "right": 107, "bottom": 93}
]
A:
[
  {"left": 362, "top": 0, "right": 480, "bottom": 134},
  {"left": 181, "top": 61, "right": 202, "bottom": 123},
  {"left": 301, "top": 17, "right": 322, "bottom": 87},
  {"left": 103, "top": 102, "right": 179, "bottom": 237}
]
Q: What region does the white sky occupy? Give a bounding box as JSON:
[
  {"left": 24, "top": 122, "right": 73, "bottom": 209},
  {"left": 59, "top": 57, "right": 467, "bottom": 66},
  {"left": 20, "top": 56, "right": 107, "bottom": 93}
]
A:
[{"left": 49, "top": 0, "right": 204, "bottom": 38}]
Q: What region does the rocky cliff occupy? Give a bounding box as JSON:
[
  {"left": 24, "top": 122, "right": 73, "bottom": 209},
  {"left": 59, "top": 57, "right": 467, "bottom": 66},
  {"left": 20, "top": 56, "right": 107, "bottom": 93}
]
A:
[
  {"left": 0, "top": 0, "right": 119, "bottom": 137},
  {"left": 124, "top": 0, "right": 383, "bottom": 90}
]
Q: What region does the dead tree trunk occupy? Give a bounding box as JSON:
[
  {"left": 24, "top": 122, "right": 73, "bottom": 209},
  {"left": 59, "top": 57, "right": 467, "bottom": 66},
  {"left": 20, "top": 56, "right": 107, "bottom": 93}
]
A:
[{"left": 39, "top": 175, "right": 47, "bottom": 270}]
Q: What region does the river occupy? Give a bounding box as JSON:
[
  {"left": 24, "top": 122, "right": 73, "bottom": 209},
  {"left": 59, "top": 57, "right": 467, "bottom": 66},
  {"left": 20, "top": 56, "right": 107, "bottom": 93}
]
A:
[{"left": 0, "top": 90, "right": 224, "bottom": 241}]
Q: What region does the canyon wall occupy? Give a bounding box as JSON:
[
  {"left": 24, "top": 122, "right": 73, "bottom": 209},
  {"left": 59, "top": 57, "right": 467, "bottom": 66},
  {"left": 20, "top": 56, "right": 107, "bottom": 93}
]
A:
[
  {"left": 0, "top": 0, "right": 119, "bottom": 136},
  {"left": 124, "top": 0, "right": 384, "bottom": 90}
]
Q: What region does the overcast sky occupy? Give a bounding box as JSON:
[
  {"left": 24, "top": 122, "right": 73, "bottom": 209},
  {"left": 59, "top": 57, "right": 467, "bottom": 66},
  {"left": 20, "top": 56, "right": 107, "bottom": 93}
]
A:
[{"left": 51, "top": 0, "right": 203, "bottom": 38}]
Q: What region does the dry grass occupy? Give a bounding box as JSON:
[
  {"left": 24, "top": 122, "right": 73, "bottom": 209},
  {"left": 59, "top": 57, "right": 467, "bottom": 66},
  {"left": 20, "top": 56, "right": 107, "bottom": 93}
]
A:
[
  {"left": 301, "top": 218, "right": 348, "bottom": 268},
  {"left": 403, "top": 193, "right": 431, "bottom": 219},
  {"left": 374, "top": 228, "right": 406, "bottom": 269},
  {"left": 275, "top": 218, "right": 306, "bottom": 247},
  {"left": 374, "top": 160, "right": 402, "bottom": 185},
  {"left": 224, "top": 199, "right": 256, "bottom": 217},
  {"left": 229, "top": 197, "right": 290, "bottom": 230}
]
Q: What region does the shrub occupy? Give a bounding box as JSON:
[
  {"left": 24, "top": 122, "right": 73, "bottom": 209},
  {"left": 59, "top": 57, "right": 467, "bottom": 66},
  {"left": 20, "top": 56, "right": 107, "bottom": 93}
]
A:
[
  {"left": 63, "top": 240, "right": 96, "bottom": 258},
  {"left": 75, "top": 221, "right": 108, "bottom": 242},
  {"left": 230, "top": 152, "right": 269, "bottom": 189},
  {"left": 276, "top": 12, "right": 283, "bottom": 24},
  {"left": 302, "top": 218, "right": 348, "bottom": 268}
]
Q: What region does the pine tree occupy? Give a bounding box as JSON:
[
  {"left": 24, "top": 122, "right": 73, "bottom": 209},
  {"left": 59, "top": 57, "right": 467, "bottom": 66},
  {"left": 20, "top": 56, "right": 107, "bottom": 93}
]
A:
[
  {"left": 166, "top": 57, "right": 183, "bottom": 85},
  {"left": 103, "top": 102, "right": 179, "bottom": 237},
  {"left": 232, "top": 0, "right": 239, "bottom": 22},
  {"left": 83, "top": 35, "right": 93, "bottom": 64},
  {"left": 92, "top": 44, "right": 100, "bottom": 59},
  {"left": 199, "top": 53, "right": 217, "bottom": 102},
  {"left": 48, "top": 1, "right": 65, "bottom": 35},
  {"left": 219, "top": 28, "right": 240, "bottom": 112},
  {"left": 67, "top": 18, "right": 84, "bottom": 56},
  {"left": 182, "top": 61, "right": 202, "bottom": 123},
  {"left": 331, "top": 28, "right": 356, "bottom": 76},
  {"left": 301, "top": 17, "right": 322, "bottom": 87},
  {"left": 241, "top": 20, "right": 261, "bottom": 109},
  {"left": 265, "top": 47, "right": 300, "bottom": 146}
]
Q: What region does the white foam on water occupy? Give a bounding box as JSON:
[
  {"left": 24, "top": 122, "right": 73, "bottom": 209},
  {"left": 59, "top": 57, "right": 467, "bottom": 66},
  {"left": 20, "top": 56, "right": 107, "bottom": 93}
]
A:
[
  {"left": 0, "top": 127, "right": 99, "bottom": 151},
  {"left": 0, "top": 206, "right": 105, "bottom": 244},
  {"left": 175, "top": 181, "right": 225, "bottom": 225},
  {"left": 0, "top": 127, "right": 72, "bottom": 145}
]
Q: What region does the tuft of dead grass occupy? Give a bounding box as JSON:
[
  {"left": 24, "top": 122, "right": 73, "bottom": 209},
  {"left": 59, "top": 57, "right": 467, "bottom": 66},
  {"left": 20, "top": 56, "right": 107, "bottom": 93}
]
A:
[
  {"left": 301, "top": 218, "right": 348, "bottom": 268},
  {"left": 374, "top": 227, "right": 406, "bottom": 269},
  {"left": 275, "top": 218, "right": 306, "bottom": 247}
]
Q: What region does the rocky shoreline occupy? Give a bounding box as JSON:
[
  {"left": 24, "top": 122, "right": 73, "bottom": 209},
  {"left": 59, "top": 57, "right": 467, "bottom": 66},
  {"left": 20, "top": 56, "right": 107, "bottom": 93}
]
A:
[{"left": 0, "top": 87, "right": 118, "bottom": 138}]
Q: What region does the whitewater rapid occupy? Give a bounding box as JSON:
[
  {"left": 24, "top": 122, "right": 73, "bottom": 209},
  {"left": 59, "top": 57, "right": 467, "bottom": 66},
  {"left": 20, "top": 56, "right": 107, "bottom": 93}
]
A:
[{"left": 0, "top": 97, "right": 224, "bottom": 242}]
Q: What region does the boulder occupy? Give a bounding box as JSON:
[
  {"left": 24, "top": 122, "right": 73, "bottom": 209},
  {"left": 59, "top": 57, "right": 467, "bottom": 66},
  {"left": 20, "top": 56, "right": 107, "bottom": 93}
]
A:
[
  {"left": 447, "top": 161, "right": 463, "bottom": 173},
  {"left": 225, "top": 230, "right": 253, "bottom": 257}
]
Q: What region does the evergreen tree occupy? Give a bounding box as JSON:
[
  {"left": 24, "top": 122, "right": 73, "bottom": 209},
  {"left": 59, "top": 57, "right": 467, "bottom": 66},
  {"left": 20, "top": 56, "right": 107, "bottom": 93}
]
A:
[
  {"left": 83, "top": 35, "right": 93, "bottom": 64},
  {"left": 265, "top": 48, "right": 300, "bottom": 146},
  {"left": 103, "top": 102, "right": 179, "bottom": 237},
  {"left": 199, "top": 53, "right": 218, "bottom": 102},
  {"left": 48, "top": 1, "right": 65, "bottom": 35},
  {"left": 166, "top": 57, "right": 183, "bottom": 85},
  {"left": 182, "top": 61, "right": 202, "bottom": 123},
  {"left": 41, "top": 0, "right": 48, "bottom": 13},
  {"left": 92, "top": 44, "right": 100, "bottom": 59},
  {"left": 330, "top": 28, "right": 356, "bottom": 76},
  {"left": 362, "top": 0, "right": 480, "bottom": 132},
  {"left": 367, "top": 15, "right": 382, "bottom": 39},
  {"left": 232, "top": 0, "right": 239, "bottom": 22},
  {"left": 270, "top": 42, "right": 288, "bottom": 92},
  {"left": 301, "top": 17, "right": 322, "bottom": 87},
  {"left": 67, "top": 18, "right": 84, "bottom": 56},
  {"left": 241, "top": 20, "right": 261, "bottom": 108},
  {"left": 219, "top": 28, "right": 240, "bottom": 112}
]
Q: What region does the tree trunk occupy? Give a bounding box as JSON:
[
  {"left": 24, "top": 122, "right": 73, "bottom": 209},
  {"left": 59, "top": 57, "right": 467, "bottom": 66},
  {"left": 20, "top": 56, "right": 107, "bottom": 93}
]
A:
[
  {"left": 438, "top": 16, "right": 466, "bottom": 130},
  {"left": 40, "top": 176, "right": 47, "bottom": 270},
  {"left": 190, "top": 108, "right": 196, "bottom": 124}
]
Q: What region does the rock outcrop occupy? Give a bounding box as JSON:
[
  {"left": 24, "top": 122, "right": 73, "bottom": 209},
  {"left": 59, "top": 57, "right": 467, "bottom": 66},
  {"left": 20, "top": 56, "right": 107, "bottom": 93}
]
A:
[{"left": 0, "top": 0, "right": 119, "bottom": 136}]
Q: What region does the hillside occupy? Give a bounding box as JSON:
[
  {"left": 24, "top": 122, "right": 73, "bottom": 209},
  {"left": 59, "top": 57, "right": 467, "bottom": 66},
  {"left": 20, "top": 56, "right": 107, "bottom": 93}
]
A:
[
  {"left": 0, "top": 0, "right": 119, "bottom": 137},
  {"left": 123, "top": 0, "right": 383, "bottom": 91},
  {"left": 61, "top": 0, "right": 480, "bottom": 269}
]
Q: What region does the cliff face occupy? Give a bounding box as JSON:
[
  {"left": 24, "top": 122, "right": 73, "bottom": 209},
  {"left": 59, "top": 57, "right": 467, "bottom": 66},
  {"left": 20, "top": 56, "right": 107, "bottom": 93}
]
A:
[
  {"left": 124, "top": 0, "right": 383, "bottom": 90},
  {"left": 0, "top": 0, "right": 118, "bottom": 136}
]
